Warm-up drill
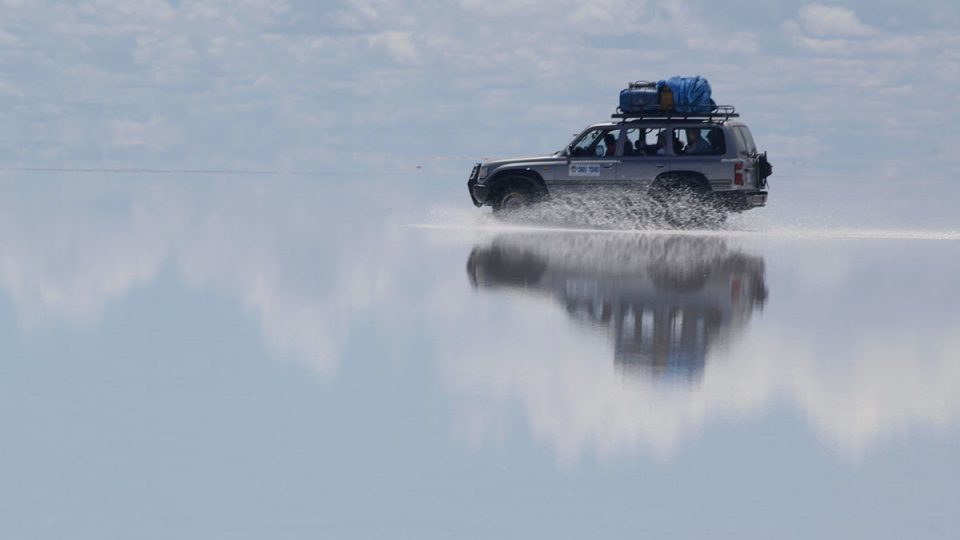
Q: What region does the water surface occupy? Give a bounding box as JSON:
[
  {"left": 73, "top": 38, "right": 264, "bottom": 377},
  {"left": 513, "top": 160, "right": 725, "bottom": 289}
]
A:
[{"left": 1, "top": 174, "right": 958, "bottom": 539}]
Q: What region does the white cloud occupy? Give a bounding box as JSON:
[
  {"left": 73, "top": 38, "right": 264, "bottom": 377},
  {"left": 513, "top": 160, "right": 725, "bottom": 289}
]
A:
[
  {"left": 132, "top": 32, "right": 201, "bottom": 83},
  {"left": 0, "top": 0, "right": 955, "bottom": 173},
  {"left": 367, "top": 30, "right": 418, "bottom": 64},
  {"left": 111, "top": 116, "right": 181, "bottom": 150},
  {"left": 0, "top": 28, "right": 18, "bottom": 45},
  {"left": 783, "top": 20, "right": 849, "bottom": 55},
  {"left": 76, "top": 0, "right": 177, "bottom": 27},
  {"left": 566, "top": 2, "right": 619, "bottom": 26},
  {"left": 0, "top": 79, "right": 23, "bottom": 98},
  {"left": 798, "top": 4, "right": 877, "bottom": 38},
  {"left": 762, "top": 133, "right": 829, "bottom": 161}
]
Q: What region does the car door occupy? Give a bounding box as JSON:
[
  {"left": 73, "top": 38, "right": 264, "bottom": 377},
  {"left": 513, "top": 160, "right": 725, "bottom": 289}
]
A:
[
  {"left": 670, "top": 125, "right": 728, "bottom": 190},
  {"left": 555, "top": 127, "right": 620, "bottom": 190},
  {"left": 618, "top": 126, "right": 669, "bottom": 189}
]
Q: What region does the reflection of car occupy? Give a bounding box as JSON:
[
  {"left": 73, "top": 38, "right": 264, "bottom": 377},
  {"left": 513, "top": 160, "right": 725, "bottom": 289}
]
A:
[
  {"left": 467, "top": 233, "right": 767, "bottom": 379},
  {"left": 467, "top": 108, "right": 771, "bottom": 224}
]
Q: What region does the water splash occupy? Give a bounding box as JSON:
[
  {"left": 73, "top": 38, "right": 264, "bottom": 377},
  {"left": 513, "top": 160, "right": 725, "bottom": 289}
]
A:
[{"left": 415, "top": 191, "right": 960, "bottom": 242}]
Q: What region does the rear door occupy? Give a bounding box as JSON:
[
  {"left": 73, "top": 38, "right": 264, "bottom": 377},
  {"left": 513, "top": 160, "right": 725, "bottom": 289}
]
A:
[{"left": 670, "top": 125, "right": 729, "bottom": 190}]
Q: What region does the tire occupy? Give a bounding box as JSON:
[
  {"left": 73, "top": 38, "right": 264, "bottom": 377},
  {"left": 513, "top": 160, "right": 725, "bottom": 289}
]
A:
[
  {"left": 649, "top": 176, "right": 726, "bottom": 229},
  {"left": 492, "top": 181, "right": 537, "bottom": 215}
]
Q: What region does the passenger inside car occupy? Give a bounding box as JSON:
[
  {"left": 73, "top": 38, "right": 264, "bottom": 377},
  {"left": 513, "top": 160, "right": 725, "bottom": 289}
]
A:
[
  {"left": 603, "top": 133, "right": 617, "bottom": 156},
  {"left": 682, "top": 128, "right": 711, "bottom": 155},
  {"left": 655, "top": 131, "right": 668, "bottom": 155}
]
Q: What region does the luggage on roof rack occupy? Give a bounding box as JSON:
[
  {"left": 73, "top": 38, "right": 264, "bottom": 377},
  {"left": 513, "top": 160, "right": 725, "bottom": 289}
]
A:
[
  {"left": 657, "top": 76, "right": 714, "bottom": 113},
  {"left": 618, "top": 75, "right": 720, "bottom": 115},
  {"left": 619, "top": 85, "right": 660, "bottom": 113}
]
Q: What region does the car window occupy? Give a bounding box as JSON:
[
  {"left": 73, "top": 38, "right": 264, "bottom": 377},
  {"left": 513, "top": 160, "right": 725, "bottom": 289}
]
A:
[
  {"left": 673, "top": 127, "right": 725, "bottom": 156},
  {"left": 623, "top": 127, "right": 666, "bottom": 156},
  {"left": 736, "top": 127, "right": 757, "bottom": 154},
  {"left": 570, "top": 128, "right": 621, "bottom": 157}
]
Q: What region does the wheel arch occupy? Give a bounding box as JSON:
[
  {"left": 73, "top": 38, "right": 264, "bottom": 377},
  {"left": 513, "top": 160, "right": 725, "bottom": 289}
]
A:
[{"left": 488, "top": 168, "right": 549, "bottom": 197}]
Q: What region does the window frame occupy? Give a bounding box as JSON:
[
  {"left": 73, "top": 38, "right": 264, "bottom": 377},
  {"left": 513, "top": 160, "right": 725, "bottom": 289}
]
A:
[
  {"left": 671, "top": 126, "right": 726, "bottom": 157},
  {"left": 569, "top": 127, "right": 621, "bottom": 158}
]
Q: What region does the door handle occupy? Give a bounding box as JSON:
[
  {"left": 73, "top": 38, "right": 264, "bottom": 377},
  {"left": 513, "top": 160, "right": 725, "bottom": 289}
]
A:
[
  {"left": 655, "top": 164, "right": 666, "bottom": 168},
  {"left": 602, "top": 163, "right": 615, "bottom": 168}
]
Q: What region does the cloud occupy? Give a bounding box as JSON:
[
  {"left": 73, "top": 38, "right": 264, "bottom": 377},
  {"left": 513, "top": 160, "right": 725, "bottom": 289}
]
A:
[
  {"left": 798, "top": 4, "right": 877, "bottom": 38},
  {"left": 367, "top": 30, "right": 418, "bottom": 64},
  {"left": 0, "top": 1, "right": 956, "bottom": 175},
  {"left": 782, "top": 20, "right": 849, "bottom": 55},
  {"left": 762, "top": 133, "right": 829, "bottom": 161},
  {"left": 111, "top": 116, "right": 181, "bottom": 150},
  {"left": 0, "top": 79, "right": 23, "bottom": 98},
  {"left": 0, "top": 28, "right": 18, "bottom": 45}
]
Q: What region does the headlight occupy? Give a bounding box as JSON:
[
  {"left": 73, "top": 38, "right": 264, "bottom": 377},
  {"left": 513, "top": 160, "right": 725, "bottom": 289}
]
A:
[{"left": 477, "top": 166, "right": 489, "bottom": 180}]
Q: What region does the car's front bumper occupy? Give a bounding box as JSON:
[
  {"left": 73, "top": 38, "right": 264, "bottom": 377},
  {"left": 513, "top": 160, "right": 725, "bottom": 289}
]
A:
[{"left": 467, "top": 163, "right": 489, "bottom": 207}]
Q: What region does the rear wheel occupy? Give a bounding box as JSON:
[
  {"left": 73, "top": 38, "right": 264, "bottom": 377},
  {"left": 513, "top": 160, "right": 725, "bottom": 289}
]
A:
[{"left": 650, "top": 176, "right": 726, "bottom": 229}]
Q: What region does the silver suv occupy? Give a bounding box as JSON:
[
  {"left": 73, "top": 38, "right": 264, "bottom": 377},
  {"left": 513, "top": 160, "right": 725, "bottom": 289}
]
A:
[{"left": 467, "top": 108, "right": 771, "bottom": 223}]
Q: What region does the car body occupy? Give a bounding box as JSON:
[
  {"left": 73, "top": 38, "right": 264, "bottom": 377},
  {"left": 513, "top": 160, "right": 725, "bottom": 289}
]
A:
[{"left": 467, "top": 110, "right": 771, "bottom": 219}]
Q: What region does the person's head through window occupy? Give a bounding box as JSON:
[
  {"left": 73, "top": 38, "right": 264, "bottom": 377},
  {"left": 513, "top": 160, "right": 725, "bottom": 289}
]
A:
[
  {"left": 655, "top": 130, "right": 667, "bottom": 155},
  {"left": 684, "top": 128, "right": 709, "bottom": 154},
  {"left": 707, "top": 129, "right": 724, "bottom": 153},
  {"left": 603, "top": 133, "right": 616, "bottom": 156}
]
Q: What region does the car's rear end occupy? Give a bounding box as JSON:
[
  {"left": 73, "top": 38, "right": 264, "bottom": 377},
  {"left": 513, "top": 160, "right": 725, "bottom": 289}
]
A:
[{"left": 715, "top": 122, "right": 771, "bottom": 212}]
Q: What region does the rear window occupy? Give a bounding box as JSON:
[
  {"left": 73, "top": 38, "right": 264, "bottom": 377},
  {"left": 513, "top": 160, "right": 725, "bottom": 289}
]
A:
[
  {"left": 622, "top": 127, "right": 667, "bottom": 156},
  {"left": 735, "top": 126, "right": 756, "bottom": 154},
  {"left": 672, "top": 127, "right": 725, "bottom": 156}
]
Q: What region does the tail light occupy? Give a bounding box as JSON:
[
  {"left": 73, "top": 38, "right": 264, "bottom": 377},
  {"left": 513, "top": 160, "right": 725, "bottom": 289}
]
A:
[{"left": 734, "top": 162, "right": 744, "bottom": 186}]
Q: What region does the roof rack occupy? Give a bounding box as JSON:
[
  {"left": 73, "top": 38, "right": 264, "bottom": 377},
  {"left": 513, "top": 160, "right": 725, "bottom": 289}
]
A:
[{"left": 611, "top": 105, "right": 738, "bottom": 121}]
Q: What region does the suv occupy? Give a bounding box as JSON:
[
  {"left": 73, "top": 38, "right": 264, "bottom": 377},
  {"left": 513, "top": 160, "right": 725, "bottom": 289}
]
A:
[{"left": 467, "top": 108, "right": 771, "bottom": 222}]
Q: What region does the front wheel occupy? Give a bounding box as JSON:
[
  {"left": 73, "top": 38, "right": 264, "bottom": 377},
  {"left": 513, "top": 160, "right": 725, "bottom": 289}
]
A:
[{"left": 492, "top": 183, "right": 537, "bottom": 215}]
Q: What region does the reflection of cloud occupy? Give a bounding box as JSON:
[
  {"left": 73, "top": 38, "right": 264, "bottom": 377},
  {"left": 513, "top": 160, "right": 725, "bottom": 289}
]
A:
[
  {"left": 745, "top": 323, "right": 960, "bottom": 458},
  {"left": 443, "top": 232, "right": 960, "bottom": 462},
  {"left": 450, "top": 233, "right": 769, "bottom": 461},
  {"left": 445, "top": 314, "right": 730, "bottom": 463},
  {"left": 0, "top": 184, "right": 177, "bottom": 326},
  {"left": 0, "top": 178, "right": 390, "bottom": 375}
]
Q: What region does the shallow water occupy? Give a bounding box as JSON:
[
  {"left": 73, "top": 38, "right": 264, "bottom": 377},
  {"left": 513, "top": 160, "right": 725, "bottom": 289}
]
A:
[{"left": 2, "top": 174, "right": 958, "bottom": 539}]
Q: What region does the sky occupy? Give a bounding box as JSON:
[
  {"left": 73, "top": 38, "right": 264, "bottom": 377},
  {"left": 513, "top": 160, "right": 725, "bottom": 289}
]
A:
[{"left": 1, "top": 0, "right": 958, "bottom": 177}]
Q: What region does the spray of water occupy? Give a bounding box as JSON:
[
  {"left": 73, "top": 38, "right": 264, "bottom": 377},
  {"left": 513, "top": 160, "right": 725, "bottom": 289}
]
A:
[{"left": 417, "top": 190, "right": 960, "bottom": 242}]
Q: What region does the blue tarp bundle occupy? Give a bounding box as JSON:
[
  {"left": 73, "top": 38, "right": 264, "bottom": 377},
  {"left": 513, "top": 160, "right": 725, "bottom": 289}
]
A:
[{"left": 657, "top": 76, "right": 715, "bottom": 113}]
